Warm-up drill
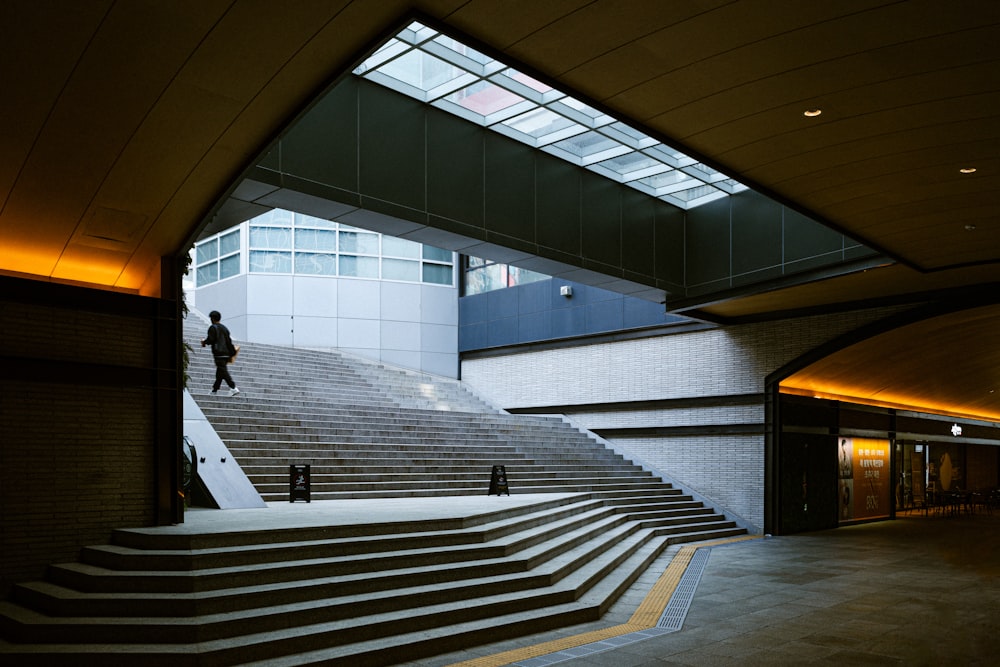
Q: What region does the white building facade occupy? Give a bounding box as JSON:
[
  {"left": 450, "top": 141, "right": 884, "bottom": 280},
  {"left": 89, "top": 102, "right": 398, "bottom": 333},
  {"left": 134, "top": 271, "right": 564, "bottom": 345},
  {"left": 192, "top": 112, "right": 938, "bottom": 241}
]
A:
[{"left": 190, "top": 209, "right": 459, "bottom": 378}]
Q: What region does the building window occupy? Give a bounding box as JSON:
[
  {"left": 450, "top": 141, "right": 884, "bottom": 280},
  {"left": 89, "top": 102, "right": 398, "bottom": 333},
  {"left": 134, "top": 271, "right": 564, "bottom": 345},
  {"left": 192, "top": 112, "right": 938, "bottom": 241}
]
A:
[
  {"left": 463, "top": 256, "right": 547, "bottom": 295},
  {"left": 195, "top": 228, "right": 240, "bottom": 286},
  {"left": 195, "top": 209, "right": 455, "bottom": 287}
]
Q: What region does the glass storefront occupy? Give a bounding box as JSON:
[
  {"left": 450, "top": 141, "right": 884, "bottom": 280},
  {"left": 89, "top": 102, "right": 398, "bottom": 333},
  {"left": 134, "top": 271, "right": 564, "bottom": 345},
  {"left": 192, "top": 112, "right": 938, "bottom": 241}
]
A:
[{"left": 775, "top": 393, "right": 1000, "bottom": 534}]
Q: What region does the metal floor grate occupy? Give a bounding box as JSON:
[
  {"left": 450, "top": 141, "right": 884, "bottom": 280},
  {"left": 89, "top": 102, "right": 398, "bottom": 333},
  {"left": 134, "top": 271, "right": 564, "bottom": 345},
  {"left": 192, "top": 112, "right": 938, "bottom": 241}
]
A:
[{"left": 657, "top": 547, "right": 711, "bottom": 630}]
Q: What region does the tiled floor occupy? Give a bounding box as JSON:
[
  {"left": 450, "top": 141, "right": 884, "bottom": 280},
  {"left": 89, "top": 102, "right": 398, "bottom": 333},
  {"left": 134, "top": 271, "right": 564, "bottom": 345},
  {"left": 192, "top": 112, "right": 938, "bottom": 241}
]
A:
[{"left": 417, "top": 512, "right": 1000, "bottom": 667}]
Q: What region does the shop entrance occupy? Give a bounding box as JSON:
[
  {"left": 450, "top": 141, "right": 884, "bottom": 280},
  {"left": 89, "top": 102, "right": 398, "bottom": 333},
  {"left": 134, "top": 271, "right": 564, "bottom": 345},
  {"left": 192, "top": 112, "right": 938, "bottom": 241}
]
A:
[{"left": 772, "top": 393, "right": 1000, "bottom": 534}]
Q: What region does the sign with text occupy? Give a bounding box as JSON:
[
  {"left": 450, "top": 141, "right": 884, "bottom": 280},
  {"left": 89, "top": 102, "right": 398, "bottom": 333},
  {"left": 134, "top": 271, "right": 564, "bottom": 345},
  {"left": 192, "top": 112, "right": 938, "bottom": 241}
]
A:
[{"left": 838, "top": 437, "right": 890, "bottom": 522}]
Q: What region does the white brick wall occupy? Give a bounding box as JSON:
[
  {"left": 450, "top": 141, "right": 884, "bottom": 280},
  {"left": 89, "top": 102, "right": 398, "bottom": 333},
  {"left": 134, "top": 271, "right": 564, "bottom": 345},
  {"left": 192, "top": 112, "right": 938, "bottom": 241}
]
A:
[{"left": 461, "top": 306, "right": 903, "bottom": 531}]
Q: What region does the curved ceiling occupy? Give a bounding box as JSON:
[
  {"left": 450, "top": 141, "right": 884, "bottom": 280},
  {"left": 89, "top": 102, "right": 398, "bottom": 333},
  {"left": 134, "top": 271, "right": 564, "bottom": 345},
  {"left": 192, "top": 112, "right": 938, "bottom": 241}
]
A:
[
  {"left": 781, "top": 303, "right": 1000, "bottom": 422},
  {"left": 2, "top": 1, "right": 1000, "bottom": 420}
]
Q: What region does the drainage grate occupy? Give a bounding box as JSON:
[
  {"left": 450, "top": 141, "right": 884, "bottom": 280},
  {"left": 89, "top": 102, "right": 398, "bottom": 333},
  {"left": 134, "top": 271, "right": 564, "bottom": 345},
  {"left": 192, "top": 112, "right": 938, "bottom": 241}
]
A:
[{"left": 657, "top": 547, "right": 711, "bottom": 630}]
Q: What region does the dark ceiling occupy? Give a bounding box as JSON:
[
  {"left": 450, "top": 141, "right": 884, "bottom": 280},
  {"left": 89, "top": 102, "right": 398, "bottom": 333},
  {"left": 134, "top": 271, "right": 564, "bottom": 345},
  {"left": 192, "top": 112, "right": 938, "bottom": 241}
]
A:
[{"left": 3, "top": 1, "right": 999, "bottom": 419}]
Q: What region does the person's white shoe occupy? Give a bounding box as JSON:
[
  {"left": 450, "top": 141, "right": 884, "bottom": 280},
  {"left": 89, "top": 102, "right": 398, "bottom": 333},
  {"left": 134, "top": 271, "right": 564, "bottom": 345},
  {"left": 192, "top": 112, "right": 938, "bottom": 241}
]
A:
[{"left": 229, "top": 387, "right": 240, "bottom": 397}]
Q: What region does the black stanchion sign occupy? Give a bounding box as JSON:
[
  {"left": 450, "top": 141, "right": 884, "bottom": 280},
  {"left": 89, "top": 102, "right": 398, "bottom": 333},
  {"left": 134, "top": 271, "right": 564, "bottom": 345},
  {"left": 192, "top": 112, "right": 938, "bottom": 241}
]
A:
[
  {"left": 488, "top": 464, "right": 509, "bottom": 496},
  {"left": 289, "top": 464, "right": 311, "bottom": 503}
]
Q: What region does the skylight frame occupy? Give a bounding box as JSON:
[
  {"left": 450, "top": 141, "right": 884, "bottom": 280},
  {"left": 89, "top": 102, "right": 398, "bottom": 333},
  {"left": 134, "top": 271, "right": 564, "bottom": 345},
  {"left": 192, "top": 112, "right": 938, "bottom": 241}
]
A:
[{"left": 353, "top": 21, "right": 749, "bottom": 210}]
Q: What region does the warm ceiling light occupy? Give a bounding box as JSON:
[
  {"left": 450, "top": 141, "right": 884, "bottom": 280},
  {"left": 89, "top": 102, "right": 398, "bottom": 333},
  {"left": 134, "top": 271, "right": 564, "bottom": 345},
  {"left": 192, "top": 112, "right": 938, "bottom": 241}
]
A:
[
  {"left": 960, "top": 167, "right": 977, "bottom": 174},
  {"left": 803, "top": 109, "right": 822, "bottom": 117},
  {"left": 965, "top": 224, "right": 977, "bottom": 231}
]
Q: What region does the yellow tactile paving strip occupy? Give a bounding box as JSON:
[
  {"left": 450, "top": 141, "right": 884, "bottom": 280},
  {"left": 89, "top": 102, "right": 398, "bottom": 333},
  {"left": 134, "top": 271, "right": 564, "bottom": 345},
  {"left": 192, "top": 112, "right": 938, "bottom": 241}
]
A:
[{"left": 447, "top": 535, "right": 760, "bottom": 667}]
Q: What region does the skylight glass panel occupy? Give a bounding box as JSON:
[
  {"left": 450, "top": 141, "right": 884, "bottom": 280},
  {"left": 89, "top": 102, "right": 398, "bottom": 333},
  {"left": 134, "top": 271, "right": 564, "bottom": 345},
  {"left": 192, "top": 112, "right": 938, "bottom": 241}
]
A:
[
  {"left": 682, "top": 162, "right": 727, "bottom": 183},
  {"left": 665, "top": 185, "right": 728, "bottom": 209},
  {"left": 437, "top": 79, "right": 530, "bottom": 122},
  {"left": 551, "top": 97, "right": 614, "bottom": 129},
  {"left": 498, "top": 107, "right": 584, "bottom": 146},
  {"left": 396, "top": 21, "right": 438, "bottom": 47},
  {"left": 601, "top": 122, "right": 660, "bottom": 150},
  {"left": 644, "top": 144, "right": 697, "bottom": 169},
  {"left": 371, "top": 48, "right": 474, "bottom": 101},
  {"left": 425, "top": 34, "right": 501, "bottom": 76},
  {"left": 716, "top": 178, "right": 750, "bottom": 195},
  {"left": 353, "top": 38, "right": 410, "bottom": 75},
  {"left": 352, "top": 22, "right": 751, "bottom": 209},
  {"left": 545, "top": 131, "right": 630, "bottom": 166},
  {"left": 591, "top": 152, "right": 670, "bottom": 182},
  {"left": 636, "top": 169, "right": 694, "bottom": 194},
  {"left": 490, "top": 68, "right": 563, "bottom": 104}
]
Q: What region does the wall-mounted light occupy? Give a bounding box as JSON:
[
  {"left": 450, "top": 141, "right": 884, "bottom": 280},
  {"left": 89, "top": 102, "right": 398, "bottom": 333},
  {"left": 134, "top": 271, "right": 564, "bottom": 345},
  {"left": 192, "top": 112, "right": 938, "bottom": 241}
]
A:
[
  {"left": 803, "top": 109, "right": 822, "bottom": 117},
  {"left": 960, "top": 167, "right": 977, "bottom": 174},
  {"left": 560, "top": 285, "right": 573, "bottom": 297}
]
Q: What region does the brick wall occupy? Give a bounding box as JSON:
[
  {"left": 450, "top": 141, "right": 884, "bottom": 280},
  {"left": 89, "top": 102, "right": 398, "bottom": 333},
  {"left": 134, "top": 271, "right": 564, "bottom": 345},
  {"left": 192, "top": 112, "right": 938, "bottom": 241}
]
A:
[
  {"left": 461, "top": 306, "right": 903, "bottom": 530},
  {"left": 0, "top": 280, "right": 165, "bottom": 594}
]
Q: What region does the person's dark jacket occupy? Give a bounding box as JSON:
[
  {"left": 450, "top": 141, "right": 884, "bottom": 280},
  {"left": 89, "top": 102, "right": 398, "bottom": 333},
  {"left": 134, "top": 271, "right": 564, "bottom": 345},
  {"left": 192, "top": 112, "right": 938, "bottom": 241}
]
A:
[{"left": 205, "top": 323, "right": 236, "bottom": 359}]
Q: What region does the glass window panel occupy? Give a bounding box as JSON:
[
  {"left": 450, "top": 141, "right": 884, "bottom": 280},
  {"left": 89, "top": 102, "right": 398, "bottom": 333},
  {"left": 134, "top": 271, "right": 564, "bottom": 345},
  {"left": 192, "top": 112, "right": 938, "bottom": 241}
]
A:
[
  {"left": 295, "top": 228, "right": 337, "bottom": 251},
  {"left": 431, "top": 34, "right": 493, "bottom": 67},
  {"left": 294, "top": 252, "right": 337, "bottom": 275},
  {"left": 551, "top": 97, "right": 614, "bottom": 128},
  {"left": 422, "top": 245, "right": 452, "bottom": 262},
  {"left": 423, "top": 262, "right": 453, "bottom": 285},
  {"left": 196, "top": 239, "right": 217, "bottom": 264},
  {"left": 353, "top": 24, "right": 751, "bottom": 212},
  {"left": 502, "top": 107, "right": 577, "bottom": 140},
  {"left": 638, "top": 170, "right": 692, "bottom": 191},
  {"left": 249, "top": 250, "right": 292, "bottom": 273},
  {"left": 250, "top": 226, "right": 291, "bottom": 249},
  {"left": 219, "top": 254, "right": 240, "bottom": 280},
  {"left": 491, "top": 68, "right": 565, "bottom": 104},
  {"left": 352, "top": 37, "right": 409, "bottom": 75},
  {"left": 686, "top": 163, "right": 721, "bottom": 180},
  {"left": 255, "top": 209, "right": 293, "bottom": 226},
  {"left": 551, "top": 131, "right": 624, "bottom": 160},
  {"left": 465, "top": 264, "right": 504, "bottom": 294},
  {"left": 508, "top": 265, "right": 548, "bottom": 287},
  {"left": 443, "top": 79, "right": 526, "bottom": 118},
  {"left": 339, "top": 255, "right": 379, "bottom": 278},
  {"left": 382, "top": 258, "right": 420, "bottom": 281},
  {"left": 339, "top": 231, "right": 379, "bottom": 254},
  {"left": 376, "top": 48, "right": 462, "bottom": 95},
  {"left": 196, "top": 263, "right": 218, "bottom": 286},
  {"left": 602, "top": 122, "right": 659, "bottom": 149},
  {"left": 382, "top": 236, "right": 420, "bottom": 258},
  {"left": 397, "top": 21, "right": 437, "bottom": 46},
  {"left": 595, "top": 152, "right": 666, "bottom": 178},
  {"left": 672, "top": 183, "right": 720, "bottom": 201},
  {"left": 219, "top": 230, "right": 240, "bottom": 256},
  {"left": 295, "top": 213, "right": 336, "bottom": 228}
]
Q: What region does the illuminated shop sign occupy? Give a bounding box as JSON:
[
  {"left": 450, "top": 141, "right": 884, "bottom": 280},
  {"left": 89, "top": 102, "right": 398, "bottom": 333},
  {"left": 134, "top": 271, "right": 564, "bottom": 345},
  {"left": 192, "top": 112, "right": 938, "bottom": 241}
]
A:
[{"left": 838, "top": 437, "right": 891, "bottom": 522}]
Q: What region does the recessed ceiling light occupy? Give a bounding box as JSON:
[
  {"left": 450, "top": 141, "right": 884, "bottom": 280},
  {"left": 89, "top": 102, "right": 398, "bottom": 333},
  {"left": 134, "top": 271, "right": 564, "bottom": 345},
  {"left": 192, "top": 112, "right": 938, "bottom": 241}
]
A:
[
  {"left": 965, "top": 224, "right": 977, "bottom": 231},
  {"left": 960, "top": 167, "right": 977, "bottom": 174},
  {"left": 803, "top": 109, "right": 822, "bottom": 117}
]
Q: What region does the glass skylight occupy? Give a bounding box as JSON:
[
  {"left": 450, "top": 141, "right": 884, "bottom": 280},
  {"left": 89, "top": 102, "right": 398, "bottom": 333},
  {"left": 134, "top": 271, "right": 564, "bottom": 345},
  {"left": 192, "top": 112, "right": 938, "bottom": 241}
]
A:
[{"left": 353, "top": 22, "right": 748, "bottom": 210}]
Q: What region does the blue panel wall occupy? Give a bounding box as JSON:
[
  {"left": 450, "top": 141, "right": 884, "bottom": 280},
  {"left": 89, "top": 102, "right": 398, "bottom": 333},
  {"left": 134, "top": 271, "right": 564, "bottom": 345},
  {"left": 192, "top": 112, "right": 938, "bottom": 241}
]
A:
[{"left": 459, "top": 278, "right": 686, "bottom": 352}]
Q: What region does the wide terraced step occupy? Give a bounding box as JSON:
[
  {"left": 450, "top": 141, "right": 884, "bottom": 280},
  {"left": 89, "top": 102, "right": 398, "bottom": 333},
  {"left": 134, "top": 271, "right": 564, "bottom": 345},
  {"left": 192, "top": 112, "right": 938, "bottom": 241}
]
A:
[{"left": 0, "top": 494, "right": 745, "bottom": 666}]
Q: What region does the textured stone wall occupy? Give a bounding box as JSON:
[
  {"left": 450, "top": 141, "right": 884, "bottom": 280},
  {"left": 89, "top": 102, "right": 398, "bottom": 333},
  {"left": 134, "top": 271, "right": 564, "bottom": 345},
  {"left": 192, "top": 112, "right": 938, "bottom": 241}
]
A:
[{"left": 461, "top": 306, "right": 902, "bottom": 530}]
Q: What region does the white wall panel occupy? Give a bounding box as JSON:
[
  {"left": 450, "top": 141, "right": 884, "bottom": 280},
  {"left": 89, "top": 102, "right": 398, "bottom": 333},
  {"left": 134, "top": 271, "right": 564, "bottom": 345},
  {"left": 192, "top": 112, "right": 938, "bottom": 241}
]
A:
[
  {"left": 338, "top": 280, "right": 381, "bottom": 319},
  {"left": 382, "top": 320, "right": 421, "bottom": 351},
  {"left": 381, "top": 281, "right": 422, "bottom": 321},
  {"left": 338, "top": 318, "right": 380, "bottom": 350}
]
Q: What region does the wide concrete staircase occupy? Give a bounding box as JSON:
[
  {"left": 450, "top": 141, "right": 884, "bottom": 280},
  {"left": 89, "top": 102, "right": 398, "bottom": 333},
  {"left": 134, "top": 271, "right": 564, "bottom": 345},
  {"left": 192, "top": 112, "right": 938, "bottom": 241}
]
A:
[{"left": 0, "top": 316, "right": 747, "bottom": 666}]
